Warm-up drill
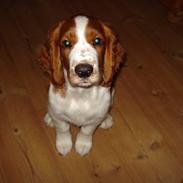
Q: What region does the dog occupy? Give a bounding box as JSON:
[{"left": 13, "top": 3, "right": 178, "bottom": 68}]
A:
[{"left": 39, "top": 15, "right": 124, "bottom": 156}]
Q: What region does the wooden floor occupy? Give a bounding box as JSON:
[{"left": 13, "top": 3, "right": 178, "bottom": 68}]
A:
[{"left": 0, "top": 0, "right": 183, "bottom": 182}]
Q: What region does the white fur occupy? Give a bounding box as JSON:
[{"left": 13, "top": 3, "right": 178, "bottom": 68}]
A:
[
  {"left": 48, "top": 83, "right": 111, "bottom": 126},
  {"left": 100, "top": 114, "right": 113, "bottom": 129},
  {"left": 45, "top": 82, "right": 112, "bottom": 156},
  {"left": 44, "top": 16, "right": 113, "bottom": 156},
  {"left": 69, "top": 16, "right": 98, "bottom": 71}
]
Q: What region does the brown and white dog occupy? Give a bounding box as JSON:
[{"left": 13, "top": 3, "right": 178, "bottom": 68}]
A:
[{"left": 39, "top": 15, "right": 124, "bottom": 156}]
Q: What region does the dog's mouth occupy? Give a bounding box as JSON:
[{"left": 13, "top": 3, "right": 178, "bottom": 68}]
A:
[
  {"left": 68, "top": 63, "right": 100, "bottom": 87},
  {"left": 76, "top": 80, "right": 93, "bottom": 88},
  {"left": 69, "top": 77, "right": 97, "bottom": 88}
]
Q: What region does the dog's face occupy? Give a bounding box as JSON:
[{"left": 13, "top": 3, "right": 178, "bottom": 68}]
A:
[
  {"left": 40, "top": 15, "right": 124, "bottom": 88},
  {"left": 61, "top": 16, "right": 103, "bottom": 87}
]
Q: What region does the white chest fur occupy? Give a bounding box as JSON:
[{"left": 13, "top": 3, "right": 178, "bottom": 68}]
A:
[{"left": 48, "top": 84, "right": 111, "bottom": 126}]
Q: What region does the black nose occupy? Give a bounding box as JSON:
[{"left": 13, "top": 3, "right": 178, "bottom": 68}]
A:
[{"left": 75, "top": 64, "right": 93, "bottom": 78}]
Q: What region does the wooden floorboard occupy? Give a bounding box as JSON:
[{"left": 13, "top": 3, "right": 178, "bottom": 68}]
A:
[{"left": 0, "top": 0, "right": 183, "bottom": 182}]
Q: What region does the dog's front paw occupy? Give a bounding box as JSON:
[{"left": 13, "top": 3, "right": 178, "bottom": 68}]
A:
[
  {"left": 56, "top": 132, "right": 72, "bottom": 156},
  {"left": 75, "top": 133, "right": 92, "bottom": 156},
  {"left": 44, "top": 113, "right": 54, "bottom": 127},
  {"left": 100, "top": 114, "right": 113, "bottom": 129}
]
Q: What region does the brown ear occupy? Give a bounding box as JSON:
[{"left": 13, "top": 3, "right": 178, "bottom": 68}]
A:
[
  {"left": 38, "top": 22, "right": 64, "bottom": 88},
  {"left": 102, "top": 23, "right": 124, "bottom": 86}
]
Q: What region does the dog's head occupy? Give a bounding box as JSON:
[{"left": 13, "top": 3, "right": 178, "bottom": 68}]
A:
[{"left": 39, "top": 15, "right": 124, "bottom": 88}]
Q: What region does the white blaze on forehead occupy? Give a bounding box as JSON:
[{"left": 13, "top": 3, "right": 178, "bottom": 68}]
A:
[
  {"left": 74, "top": 16, "right": 88, "bottom": 41},
  {"left": 69, "top": 16, "right": 98, "bottom": 67}
]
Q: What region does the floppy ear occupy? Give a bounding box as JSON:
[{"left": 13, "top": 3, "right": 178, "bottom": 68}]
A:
[
  {"left": 38, "top": 22, "right": 64, "bottom": 88},
  {"left": 102, "top": 23, "right": 124, "bottom": 86}
]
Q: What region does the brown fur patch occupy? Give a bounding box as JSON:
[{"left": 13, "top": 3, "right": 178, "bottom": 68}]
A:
[
  {"left": 100, "top": 23, "right": 124, "bottom": 86},
  {"left": 38, "top": 18, "right": 76, "bottom": 89},
  {"left": 87, "top": 18, "right": 124, "bottom": 86}
]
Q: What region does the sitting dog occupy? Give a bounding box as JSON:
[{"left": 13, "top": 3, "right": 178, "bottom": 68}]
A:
[{"left": 39, "top": 15, "right": 124, "bottom": 156}]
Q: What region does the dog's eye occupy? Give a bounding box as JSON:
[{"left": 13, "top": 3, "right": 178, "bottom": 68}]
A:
[
  {"left": 63, "top": 40, "right": 72, "bottom": 48},
  {"left": 93, "top": 37, "right": 102, "bottom": 46}
]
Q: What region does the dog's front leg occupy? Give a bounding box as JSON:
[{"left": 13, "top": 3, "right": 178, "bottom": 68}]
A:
[
  {"left": 55, "top": 121, "right": 72, "bottom": 156},
  {"left": 75, "top": 123, "right": 98, "bottom": 156}
]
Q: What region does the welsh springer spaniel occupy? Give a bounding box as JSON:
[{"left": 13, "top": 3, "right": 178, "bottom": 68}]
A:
[{"left": 39, "top": 15, "right": 124, "bottom": 156}]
